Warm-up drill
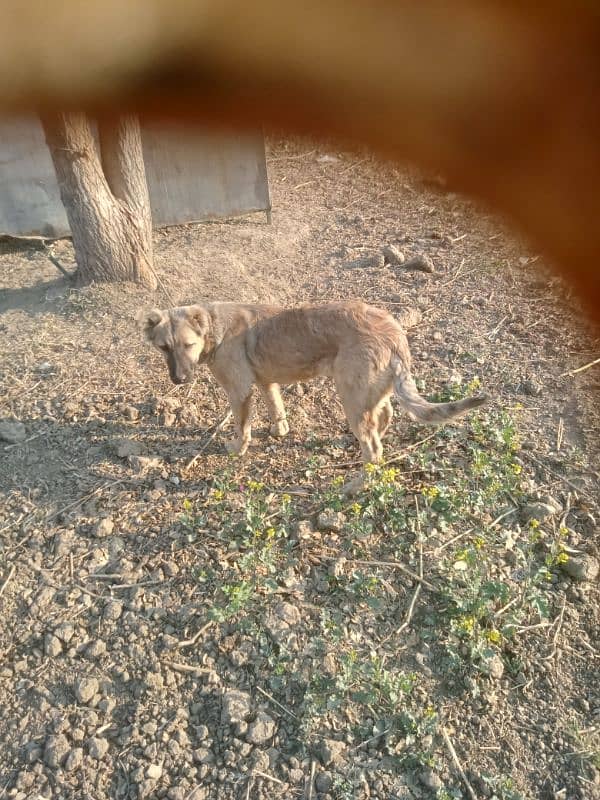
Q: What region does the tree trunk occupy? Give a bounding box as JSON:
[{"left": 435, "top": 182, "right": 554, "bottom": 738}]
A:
[{"left": 41, "top": 112, "right": 156, "bottom": 289}]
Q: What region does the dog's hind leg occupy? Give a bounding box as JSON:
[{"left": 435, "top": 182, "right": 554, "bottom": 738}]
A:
[
  {"left": 259, "top": 382, "right": 289, "bottom": 438},
  {"left": 376, "top": 395, "right": 393, "bottom": 437},
  {"left": 334, "top": 375, "right": 383, "bottom": 465}
]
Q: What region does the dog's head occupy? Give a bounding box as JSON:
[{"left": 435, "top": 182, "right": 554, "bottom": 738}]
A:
[{"left": 139, "top": 305, "right": 211, "bottom": 385}]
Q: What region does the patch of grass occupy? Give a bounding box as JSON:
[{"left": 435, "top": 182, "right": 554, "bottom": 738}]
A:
[{"left": 177, "top": 382, "right": 566, "bottom": 793}]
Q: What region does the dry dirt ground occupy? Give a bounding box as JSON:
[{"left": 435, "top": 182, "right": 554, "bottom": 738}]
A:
[{"left": 0, "top": 138, "right": 599, "bottom": 800}]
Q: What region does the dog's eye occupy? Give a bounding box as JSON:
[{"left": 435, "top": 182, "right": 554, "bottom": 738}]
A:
[
  {"left": 185, "top": 343, "right": 195, "bottom": 350},
  {"left": 159, "top": 345, "right": 170, "bottom": 353}
]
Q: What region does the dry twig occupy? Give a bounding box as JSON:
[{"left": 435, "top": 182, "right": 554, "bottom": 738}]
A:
[
  {"left": 255, "top": 685, "right": 298, "bottom": 719},
  {"left": 177, "top": 621, "right": 213, "bottom": 649},
  {"left": 559, "top": 357, "right": 600, "bottom": 378},
  {"left": 0, "top": 564, "right": 16, "bottom": 598},
  {"left": 442, "top": 727, "right": 478, "bottom": 800}
]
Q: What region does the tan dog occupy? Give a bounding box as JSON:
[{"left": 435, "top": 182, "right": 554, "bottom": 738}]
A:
[{"left": 141, "top": 300, "right": 486, "bottom": 465}]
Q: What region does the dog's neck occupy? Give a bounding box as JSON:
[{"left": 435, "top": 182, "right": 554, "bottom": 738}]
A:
[{"left": 196, "top": 305, "right": 222, "bottom": 364}]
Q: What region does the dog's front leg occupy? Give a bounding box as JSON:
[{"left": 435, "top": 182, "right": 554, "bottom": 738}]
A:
[{"left": 224, "top": 388, "right": 254, "bottom": 455}]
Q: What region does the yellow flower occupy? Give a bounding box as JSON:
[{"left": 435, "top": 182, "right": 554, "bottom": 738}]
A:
[
  {"left": 212, "top": 489, "right": 224, "bottom": 501},
  {"left": 559, "top": 526, "right": 569, "bottom": 537},
  {"left": 381, "top": 467, "right": 398, "bottom": 483},
  {"left": 511, "top": 463, "right": 522, "bottom": 475},
  {"left": 529, "top": 518, "right": 540, "bottom": 530},
  {"left": 364, "top": 463, "right": 377, "bottom": 475},
  {"left": 182, "top": 498, "right": 192, "bottom": 511},
  {"left": 247, "top": 480, "right": 264, "bottom": 492},
  {"left": 332, "top": 475, "right": 345, "bottom": 487},
  {"left": 458, "top": 615, "right": 475, "bottom": 634},
  {"left": 350, "top": 502, "right": 362, "bottom": 515},
  {"left": 556, "top": 551, "right": 569, "bottom": 564},
  {"left": 281, "top": 493, "right": 291, "bottom": 504},
  {"left": 473, "top": 536, "right": 486, "bottom": 550},
  {"left": 265, "top": 527, "right": 276, "bottom": 539},
  {"left": 486, "top": 628, "right": 502, "bottom": 644}
]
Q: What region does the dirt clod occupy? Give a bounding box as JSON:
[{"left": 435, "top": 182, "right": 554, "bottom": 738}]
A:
[
  {"left": 44, "top": 734, "right": 70, "bottom": 768},
  {"left": 382, "top": 244, "right": 405, "bottom": 265},
  {"left": 401, "top": 253, "right": 435, "bottom": 273},
  {"left": 75, "top": 676, "right": 99, "bottom": 704},
  {"left": 561, "top": 553, "right": 599, "bottom": 582},
  {"left": 246, "top": 712, "right": 276, "bottom": 745},
  {"left": 0, "top": 419, "right": 26, "bottom": 443},
  {"left": 317, "top": 509, "right": 346, "bottom": 532},
  {"left": 221, "top": 690, "right": 252, "bottom": 726}
]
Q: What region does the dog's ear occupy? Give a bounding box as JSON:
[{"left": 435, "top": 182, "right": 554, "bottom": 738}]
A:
[
  {"left": 186, "top": 305, "right": 210, "bottom": 335},
  {"left": 137, "top": 308, "right": 164, "bottom": 340}
]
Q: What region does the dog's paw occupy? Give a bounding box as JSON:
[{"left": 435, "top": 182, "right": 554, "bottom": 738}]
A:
[
  {"left": 225, "top": 438, "right": 250, "bottom": 456},
  {"left": 270, "top": 419, "right": 290, "bottom": 438}
]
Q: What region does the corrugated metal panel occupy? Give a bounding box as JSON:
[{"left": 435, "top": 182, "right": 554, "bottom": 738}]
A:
[{"left": 0, "top": 116, "right": 271, "bottom": 238}]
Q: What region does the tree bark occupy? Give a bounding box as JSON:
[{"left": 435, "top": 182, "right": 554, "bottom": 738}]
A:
[{"left": 41, "top": 112, "right": 156, "bottom": 289}]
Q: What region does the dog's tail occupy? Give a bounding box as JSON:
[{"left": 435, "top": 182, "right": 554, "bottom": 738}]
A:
[{"left": 392, "top": 358, "right": 487, "bottom": 423}]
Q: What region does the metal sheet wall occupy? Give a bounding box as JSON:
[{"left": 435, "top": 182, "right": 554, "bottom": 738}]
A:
[{"left": 0, "top": 117, "right": 270, "bottom": 238}]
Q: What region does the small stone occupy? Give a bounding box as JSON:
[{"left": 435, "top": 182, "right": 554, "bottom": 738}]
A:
[
  {"left": 345, "top": 253, "right": 385, "bottom": 270},
  {"left": 103, "top": 599, "right": 123, "bottom": 621},
  {"left": 94, "top": 517, "right": 114, "bottom": 538},
  {"left": 317, "top": 509, "right": 346, "bottom": 533},
  {"left": 193, "top": 747, "right": 215, "bottom": 765},
  {"left": 521, "top": 502, "right": 557, "bottom": 523},
  {"left": 318, "top": 739, "right": 346, "bottom": 766},
  {"left": 246, "top": 712, "right": 276, "bottom": 745},
  {"left": 221, "top": 689, "right": 252, "bottom": 725},
  {"left": 561, "top": 554, "right": 599, "bottom": 582},
  {"left": 86, "top": 639, "right": 107, "bottom": 658},
  {"left": 315, "top": 771, "right": 333, "bottom": 793},
  {"left": 64, "top": 747, "right": 84, "bottom": 772},
  {"left": 382, "top": 244, "right": 405, "bottom": 265},
  {"left": 419, "top": 768, "right": 442, "bottom": 791},
  {"left": 195, "top": 725, "right": 209, "bottom": 741},
  {"left": 402, "top": 254, "right": 435, "bottom": 273},
  {"left": 481, "top": 653, "right": 504, "bottom": 680},
  {"left": 54, "top": 622, "right": 75, "bottom": 643},
  {"left": 75, "top": 676, "right": 99, "bottom": 704},
  {"left": 44, "top": 634, "right": 62, "bottom": 657},
  {"left": 88, "top": 737, "right": 110, "bottom": 760},
  {"left": 44, "top": 734, "right": 70, "bottom": 768},
  {"left": 521, "top": 379, "right": 542, "bottom": 396},
  {"left": 0, "top": 419, "right": 26, "bottom": 443},
  {"left": 274, "top": 601, "right": 301, "bottom": 626},
  {"left": 98, "top": 696, "right": 116, "bottom": 714},
  {"left": 146, "top": 763, "right": 163, "bottom": 780}
]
